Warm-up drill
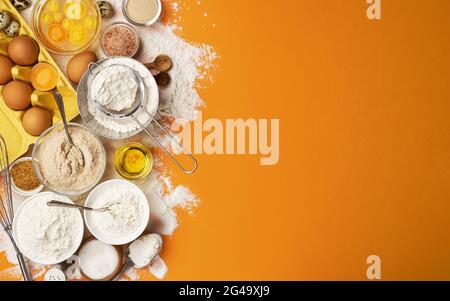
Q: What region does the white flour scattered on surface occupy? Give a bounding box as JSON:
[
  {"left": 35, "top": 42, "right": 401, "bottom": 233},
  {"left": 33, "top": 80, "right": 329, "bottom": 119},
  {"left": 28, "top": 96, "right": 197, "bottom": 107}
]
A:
[
  {"left": 0, "top": 260, "right": 46, "bottom": 280},
  {"left": 0, "top": 227, "right": 19, "bottom": 265},
  {"left": 141, "top": 171, "right": 200, "bottom": 235},
  {"left": 135, "top": 23, "right": 216, "bottom": 122}
]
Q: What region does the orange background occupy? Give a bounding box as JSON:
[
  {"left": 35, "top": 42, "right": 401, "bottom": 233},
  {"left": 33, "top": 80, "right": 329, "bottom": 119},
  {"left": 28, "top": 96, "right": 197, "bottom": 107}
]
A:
[{"left": 3, "top": 0, "right": 450, "bottom": 280}]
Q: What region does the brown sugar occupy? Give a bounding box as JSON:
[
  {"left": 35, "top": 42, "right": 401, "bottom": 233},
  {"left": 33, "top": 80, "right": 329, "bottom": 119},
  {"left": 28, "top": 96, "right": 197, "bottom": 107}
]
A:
[{"left": 11, "top": 160, "right": 40, "bottom": 191}]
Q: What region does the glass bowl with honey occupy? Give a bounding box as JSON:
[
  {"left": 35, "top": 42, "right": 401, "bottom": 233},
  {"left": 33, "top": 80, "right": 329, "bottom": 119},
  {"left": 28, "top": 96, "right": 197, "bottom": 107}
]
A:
[
  {"left": 31, "top": 0, "right": 101, "bottom": 55},
  {"left": 114, "top": 143, "right": 153, "bottom": 180}
]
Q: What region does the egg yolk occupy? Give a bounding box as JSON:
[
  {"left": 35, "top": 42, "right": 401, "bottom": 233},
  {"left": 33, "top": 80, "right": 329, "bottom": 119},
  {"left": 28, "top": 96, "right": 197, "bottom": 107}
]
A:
[
  {"left": 61, "top": 19, "right": 75, "bottom": 29},
  {"left": 48, "top": 0, "right": 61, "bottom": 12},
  {"left": 40, "top": 0, "right": 97, "bottom": 50},
  {"left": 31, "top": 63, "right": 59, "bottom": 91},
  {"left": 122, "top": 149, "right": 147, "bottom": 174},
  {"left": 48, "top": 24, "right": 66, "bottom": 42},
  {"left": 42, "top": 12, "right": 53, "bottom": 24},
  {"left": 68, "top": 25, "right": 87, "bottom": 45},
  {"left": 53, "top": 11, "right": 65, "bottom": 23},
  {"left": 83, "top": 16, "right": 96, "bottom": 29}
]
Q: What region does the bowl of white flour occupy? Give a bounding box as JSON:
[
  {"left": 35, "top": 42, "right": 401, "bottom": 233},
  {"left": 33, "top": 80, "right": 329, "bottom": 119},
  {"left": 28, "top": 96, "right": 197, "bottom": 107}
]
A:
[
  {"left": 84, "top": 179, "right": 150, "bottom": 245},
  {"left": 13, "top": 192, "right": 84, "bottom": 265},
  {"left": 77, "top": 57, "right": 159, "bottom": 139}
]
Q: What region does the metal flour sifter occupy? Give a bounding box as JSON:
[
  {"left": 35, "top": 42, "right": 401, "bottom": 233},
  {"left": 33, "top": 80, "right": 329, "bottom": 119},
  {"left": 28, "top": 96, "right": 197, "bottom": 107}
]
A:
[{"left": 88, "top": 60, "right": 198, "bottom": 174}]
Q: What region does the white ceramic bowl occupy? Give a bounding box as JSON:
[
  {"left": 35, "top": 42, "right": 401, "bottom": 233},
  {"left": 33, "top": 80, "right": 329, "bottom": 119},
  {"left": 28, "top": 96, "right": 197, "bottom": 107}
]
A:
[
  {"left": 9, "top": 157, "right": 44, "bottom": 197},
  {"left": 13, "top": 192, "right": 84, "bottom": 265},
  {"left": 84, "top": 179, "right": 150, "bottom": 245}
]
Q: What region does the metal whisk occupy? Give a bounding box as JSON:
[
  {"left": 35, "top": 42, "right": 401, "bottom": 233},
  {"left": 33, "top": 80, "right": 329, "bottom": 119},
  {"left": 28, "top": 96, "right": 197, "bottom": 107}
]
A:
[{"left": 0, "top": 135, "right": 31, "bottom": 281}]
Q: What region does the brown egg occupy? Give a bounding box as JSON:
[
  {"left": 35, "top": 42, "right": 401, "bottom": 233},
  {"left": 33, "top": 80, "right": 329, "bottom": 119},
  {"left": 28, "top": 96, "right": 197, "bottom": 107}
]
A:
[
  {"left": 22, "top": 107, "right": 52, "bottom": 136},
  {"left": 67, "top": 51, "right": 97, "bottom": 84},
  {"left": 8, "top": 35, "right": 40, "bottom": 66},
  {"left": 0, "top": 55, "right": 14, "bottom": 85},
  {"left": 2, "top": 80, "right": 32, "bottom": 110}
]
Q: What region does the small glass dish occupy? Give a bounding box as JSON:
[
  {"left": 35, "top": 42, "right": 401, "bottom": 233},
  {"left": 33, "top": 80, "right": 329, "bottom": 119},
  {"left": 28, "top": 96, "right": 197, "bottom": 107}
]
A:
[
  {"left": 9, "top": 157, "right": 44, "bottom": 197},
  {"left": 31, "top": 0, "right": 101, "bottom": 55},
  {"left": 114, "top": 142, "right": 153, "bottom": 180},
  {"left": 101, "top": 22, "right": 140, "bottom": 58},
  {"left": 32, "top": 123, "right": 106, "bottom": 197},
  {"left": 122, "top": 0, "right": 162, "bottom": 27},
  {"left": 31, "top": 0, "right": 102, "bottom": 55}
]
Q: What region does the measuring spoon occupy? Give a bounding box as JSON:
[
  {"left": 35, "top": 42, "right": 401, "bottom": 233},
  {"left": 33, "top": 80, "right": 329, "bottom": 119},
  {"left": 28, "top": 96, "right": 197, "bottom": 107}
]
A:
[
  {"left": 144, "top": 55, "right": 172, "bottom": 73},
  {"left": 113, "top": 234, "right": 163, "bottom": 281}
]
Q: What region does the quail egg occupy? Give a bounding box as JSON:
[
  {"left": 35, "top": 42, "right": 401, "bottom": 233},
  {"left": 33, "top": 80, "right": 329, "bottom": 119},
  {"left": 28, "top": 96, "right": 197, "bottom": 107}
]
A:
[
  {"left": 0, "top": 11, "right": 11, "bottom": 30},
  {"left": 4, "top": 20, "right": 20, "bottom": 37},
  {"left": 10, "top": 0, "right": 31, "bottom": 11},
  {"left": 97, "top": 1, "right": 114, "bottom": 18}
]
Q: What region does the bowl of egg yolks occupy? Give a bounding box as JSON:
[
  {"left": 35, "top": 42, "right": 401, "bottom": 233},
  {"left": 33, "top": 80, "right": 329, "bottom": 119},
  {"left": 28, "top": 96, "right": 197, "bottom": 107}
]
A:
[{"left": 31, "top": 0, "right": 101, "bottom": 55}]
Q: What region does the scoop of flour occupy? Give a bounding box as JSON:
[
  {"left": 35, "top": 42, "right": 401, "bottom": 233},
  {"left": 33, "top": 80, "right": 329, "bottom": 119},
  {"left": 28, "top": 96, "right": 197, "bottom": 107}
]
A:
[
  {"left": 129, "top": 234, "right": 163, "bottom": 268},
  {"left": 92, "top": 65, "right": 138, "bottom": 112}
]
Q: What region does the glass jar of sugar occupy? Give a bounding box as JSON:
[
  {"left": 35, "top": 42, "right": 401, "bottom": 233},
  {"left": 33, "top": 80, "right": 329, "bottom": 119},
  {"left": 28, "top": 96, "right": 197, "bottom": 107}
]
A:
[{"left": 122, "top": 0, "right": 162, "bottom": 27}]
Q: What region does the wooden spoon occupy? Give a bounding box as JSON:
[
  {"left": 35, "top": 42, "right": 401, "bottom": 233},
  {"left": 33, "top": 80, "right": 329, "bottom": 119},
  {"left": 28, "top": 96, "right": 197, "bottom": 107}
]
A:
[
  {"left": 154, "top": 72, "right": 171, "bottom": 88},
  {"left": 144, "top": 55, "right": 172, "bottom": 73}
]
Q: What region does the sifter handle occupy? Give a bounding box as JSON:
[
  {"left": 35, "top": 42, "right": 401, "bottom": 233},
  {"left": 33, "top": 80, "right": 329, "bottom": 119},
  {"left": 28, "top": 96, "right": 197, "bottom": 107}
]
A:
[{"left": 132, "top": 111, "right": 198, "bottom": 174}]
